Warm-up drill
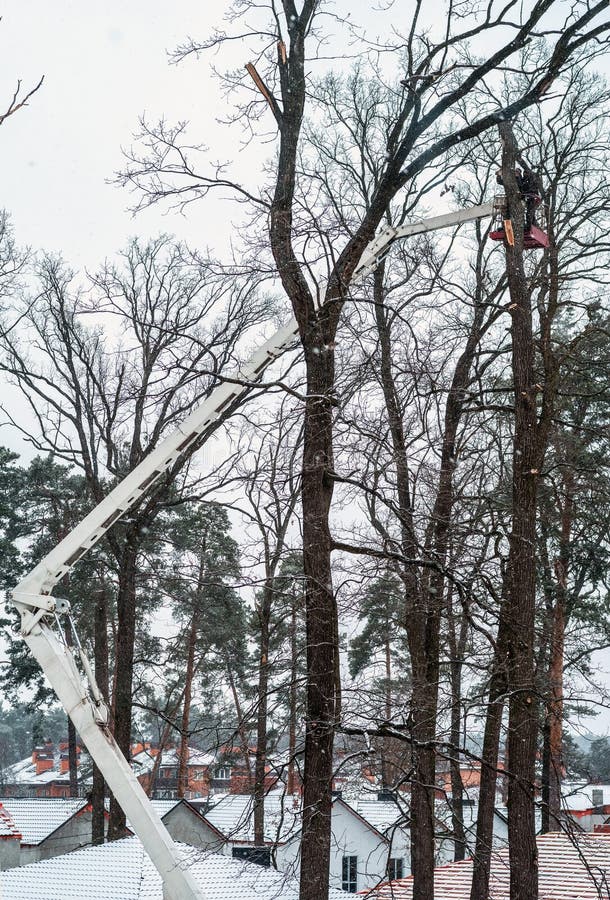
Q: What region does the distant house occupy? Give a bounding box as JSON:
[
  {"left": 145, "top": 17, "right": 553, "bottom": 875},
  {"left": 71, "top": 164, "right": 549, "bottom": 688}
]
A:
[
  {"left": 131, "top": 745, "right": 216, "bottom": 799},
  {"left": 362, "top": 831, "right": 610, "bottom": 899},
  {"left": 559, "top": 781, "right": 610, "bottom": 833},
  {"left": 0, "top": 797, "right": 107, "bottom": 866},
  {"left": 1, "top": 740, "right": 83, "bottom": 799},
  {"left": 355, "top": 794, "right": 411, "bottom": 880},
  {"left": 132, "top": 744, "right": 281, "bottom": 800},
  {"left": 139, "top": 798, "right": 225, "bottom": 850},
  {"left": 198, "top": 791, "right": 400, "bottom": 894},
  {"left": 0, "top": 835, "right": 348, "bottom": 900}
]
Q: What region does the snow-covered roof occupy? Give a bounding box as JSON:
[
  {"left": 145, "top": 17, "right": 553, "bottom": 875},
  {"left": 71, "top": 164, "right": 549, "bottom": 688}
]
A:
[
  {"left": 355, "top": 799, "right": 409, "bottom": 836},
  {"left": 124, "top": 799, "right": 212, "bottom": 834},
  {"left": 150, "top": 799, "right": 182, "bottom": 818},
  {"left": 130, "top": 746, "right": 216, "bottom": 776},
  {"left": 2, "top": 754, "right": 72, "bottom": 785},
  {"left": 363, "top": 832, "right": 610, "bottom": 899},
  {"left": 0, "top": 797, "right": 89, "bottom": 844},
  {"left": 0, "top": 805, "right": 21, "bottom": 839},
  {"left": 0, "top": 835, "right": 347, "bottom": 899},
  {"left": 204, "top": 793, "right": 302, "bottom": 844},
  {"left": 561, "top": 782, "right": 610, "bottom": 811}
]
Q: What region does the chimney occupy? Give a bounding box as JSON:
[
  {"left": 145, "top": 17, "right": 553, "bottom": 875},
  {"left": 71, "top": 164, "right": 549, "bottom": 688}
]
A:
[
  {"left": 59, "top": 746, "right": 81, "bottom": 775},
  {"left": 33, "top": 745, "right": 55, "bottom": 776}
]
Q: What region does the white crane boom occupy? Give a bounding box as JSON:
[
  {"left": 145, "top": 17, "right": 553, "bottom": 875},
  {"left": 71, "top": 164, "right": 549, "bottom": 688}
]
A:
[
  {"left": 352, "top": 202, "right": 494, "bottom": 279},
  {"left": 10, "top": 201, "right": 493, "bottom": 900}
]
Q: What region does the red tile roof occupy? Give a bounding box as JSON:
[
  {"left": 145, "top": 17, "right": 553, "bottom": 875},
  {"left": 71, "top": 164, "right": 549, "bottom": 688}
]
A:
[{"left": 362, "top": 832, "right": 610, "bottom": 899}]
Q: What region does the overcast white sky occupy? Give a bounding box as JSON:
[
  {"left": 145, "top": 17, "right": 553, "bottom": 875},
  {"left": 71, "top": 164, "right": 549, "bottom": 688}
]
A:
[{"left": 1, "top": 1, "right": 251, "bottom": 269}]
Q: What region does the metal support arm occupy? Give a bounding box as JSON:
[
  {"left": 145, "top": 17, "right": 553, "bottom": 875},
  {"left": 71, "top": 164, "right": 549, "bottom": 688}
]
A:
[{"left": 353, "top": 202, "right": 494, "bottom": 279}]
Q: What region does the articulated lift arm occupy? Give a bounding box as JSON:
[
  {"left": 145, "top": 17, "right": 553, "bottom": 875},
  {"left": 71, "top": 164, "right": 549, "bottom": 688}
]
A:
[{"left": 10, "top": 201, "right": 493, "bottom": 900}]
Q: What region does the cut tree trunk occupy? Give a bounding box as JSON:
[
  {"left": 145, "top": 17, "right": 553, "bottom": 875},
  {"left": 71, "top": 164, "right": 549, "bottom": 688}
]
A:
[{"left": 499, "top": 122, "right": 541, "bottom": 900}]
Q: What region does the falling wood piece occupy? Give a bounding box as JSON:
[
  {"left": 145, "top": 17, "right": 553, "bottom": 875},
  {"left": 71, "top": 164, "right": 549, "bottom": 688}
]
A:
[
  {"left": 245, "top": 62, "right": 275, "bottom": 111},
  {"left": 504, "top": 219, "right": 515, "bottom": 246}
]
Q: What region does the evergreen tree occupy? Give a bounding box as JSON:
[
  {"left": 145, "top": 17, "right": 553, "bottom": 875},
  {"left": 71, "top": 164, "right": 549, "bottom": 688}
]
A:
[
  {"left": 160, "top": 501, "right": 246, "bottom": 795},
  {"left": 348, "top": 573, "right": 410, "bottom": 788}
]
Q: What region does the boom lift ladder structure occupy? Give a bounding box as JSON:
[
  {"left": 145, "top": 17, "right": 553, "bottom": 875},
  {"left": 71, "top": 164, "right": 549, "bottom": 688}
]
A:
[{"left": 11, "top": 201, "right": 493, "bottom": 900}]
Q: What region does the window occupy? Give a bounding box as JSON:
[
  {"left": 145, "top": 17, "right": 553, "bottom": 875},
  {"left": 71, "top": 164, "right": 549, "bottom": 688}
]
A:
[
  {"left": 215, "top": 766, "right": 231, "bottom": 781},
  {"left": 342, "top": 856, "right": 358, "bottom": 893},
  {"left": 593, "top": 789, "right": 604, "bottom": 806},
  {"left": 388, "top": 857, "right": 404, "bottom": 880},
  {"left": 232, "top": 847, "right": 271, "bottom": 867}
]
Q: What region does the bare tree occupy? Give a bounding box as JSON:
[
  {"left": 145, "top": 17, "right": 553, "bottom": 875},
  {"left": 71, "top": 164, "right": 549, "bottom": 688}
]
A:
[
  {"left": 233, "top": 399, "right": 303, "bottom": 844},
  {"left": 0, "top": 236, "right": 270, "bottom": 837},
  {"left": 115, "top": 5, "right": 610, "bottom": 895},
  {"left": 0, "top": 33, "right": 43, "bottom": 130}
]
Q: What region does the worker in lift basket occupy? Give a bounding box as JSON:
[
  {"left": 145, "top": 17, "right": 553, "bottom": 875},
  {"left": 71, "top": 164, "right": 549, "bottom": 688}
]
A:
[{"left": 496, "top": 165, "right": 542, "bottom": 232}]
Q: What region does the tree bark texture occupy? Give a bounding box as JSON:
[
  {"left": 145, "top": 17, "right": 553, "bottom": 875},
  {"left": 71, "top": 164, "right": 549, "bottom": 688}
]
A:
[
  {"left": 448, "top": 603, "right": 468, "bottom": 861},
  {"left": 541, "top": 470, "right": 572, "bottom": 830},
  {"left": 499, "top": 122, "right": 541, "bottom": 900},
  {"left": 469, "top": 608, "right": 510, "bottom": 899},
  {"left": 108, "top": 540, "right": 138, "bottom": 840},
  {"left": 92, "top": 587, "right": 109, "bottom": 845},
  {"left": 299, "top": 340, "right": 340, "bottom": 898},
  {"left": 287, "top": 586, "right": 299, "bottom": 796},
  {"left": 177, "top": 612, "right": 198, "bottom": 799},
  {"left": 253, "top": 585, "right": 272, "bottom": 844}
]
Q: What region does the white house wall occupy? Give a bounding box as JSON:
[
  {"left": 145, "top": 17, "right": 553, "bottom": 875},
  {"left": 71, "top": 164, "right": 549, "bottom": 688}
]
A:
[
  {"left": 328, "top": 802, "right": 391, "bottom": 893},
  {"left": 162, "top": 806, "right": 223, "bottom": 852}
]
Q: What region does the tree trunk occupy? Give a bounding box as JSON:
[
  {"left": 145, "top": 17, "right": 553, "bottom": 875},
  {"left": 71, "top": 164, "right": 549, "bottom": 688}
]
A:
[
  {"left": 67, "top": 717, "right": 78, "bottom": 798},
  {"left": 287, "top": 586, "right": 298, "bottom": 796},
  {"left": 499, "top": 122, "right": 540, "bottom": 900},
  {"left": 92, "top": 586, "right": 109, "bottom": 845},
  {"left": 62, "top": 621, "right": 80, "bottom": 799},
  {"left": 542, "top": 470, "right": 572, "bottom": 830},
  {"left": 177, "top": 612, "right": 198, "bottom": 799},
  {"left": 299, "top": 338, "right": 340, "bottom": 900},
  {"left": 108, "top": 540, "right": 139, "bottom": 840},
  {"left": 254, "top": 585, "right": 272, "bottom": 844},
  {"left": 226, "top": 662, "right": 252, "bottom": 787},
  {"left": 448, "top": 613, "right": 467, "bottom": 861},
  {"left": 373, "top": 247, "right": 487, "bottom": 895},
  {"left": 469, "top": 608, "right": 510, "bottom": 899}
]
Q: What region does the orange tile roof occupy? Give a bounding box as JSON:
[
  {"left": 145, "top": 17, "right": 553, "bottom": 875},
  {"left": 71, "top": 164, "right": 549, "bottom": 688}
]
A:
[{"left": 362, "top": 832, "right": 610, "bottom": 899}]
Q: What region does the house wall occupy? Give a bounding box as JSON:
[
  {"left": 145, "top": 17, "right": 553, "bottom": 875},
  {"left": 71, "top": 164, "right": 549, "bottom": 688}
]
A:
[
  {"left": 163, "top": 807, "right": 224, "bottom": 851},
  {"left": 19, "top": 845, "right": 40, "bottom": 865},
  {"left": 38, "top": 808, "right": 107, "bottom": 861},
  {"left": 328, "top": 801, "right": 391, "bottom": 893},
  {"left": 0, "top": 838, "right": 20, "bottom": 871}
]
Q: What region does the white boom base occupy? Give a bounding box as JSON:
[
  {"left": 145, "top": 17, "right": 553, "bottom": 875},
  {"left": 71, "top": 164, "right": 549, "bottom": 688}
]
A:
[{"left": 14, "top": 611, "right": 206, "bottom": 900}]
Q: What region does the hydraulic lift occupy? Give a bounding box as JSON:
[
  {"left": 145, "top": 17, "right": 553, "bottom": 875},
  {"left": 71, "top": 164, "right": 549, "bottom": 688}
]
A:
[{"left": 11, "top": 199, "right": 512, "bottom": 900}]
